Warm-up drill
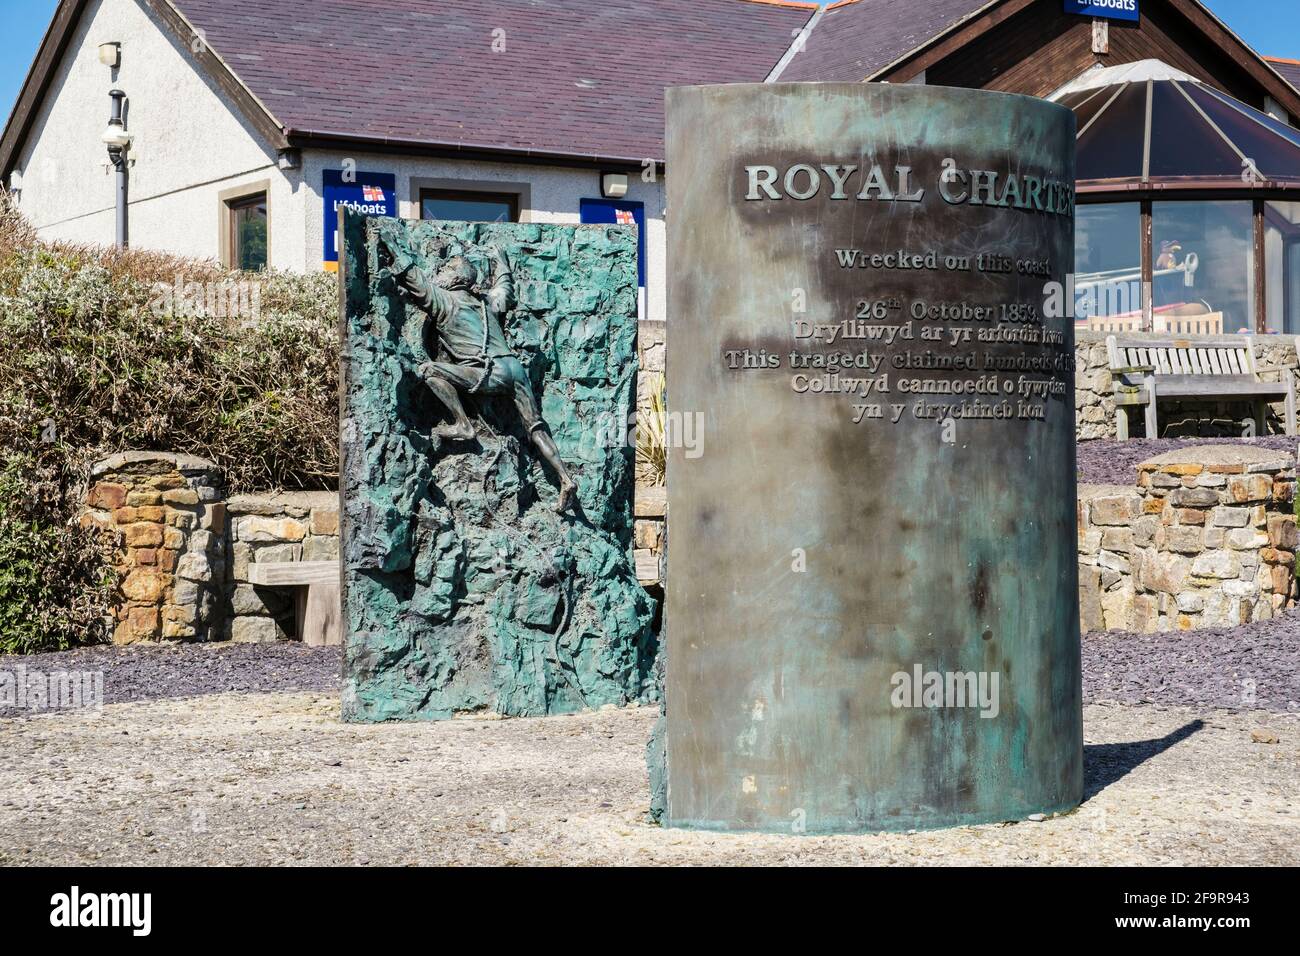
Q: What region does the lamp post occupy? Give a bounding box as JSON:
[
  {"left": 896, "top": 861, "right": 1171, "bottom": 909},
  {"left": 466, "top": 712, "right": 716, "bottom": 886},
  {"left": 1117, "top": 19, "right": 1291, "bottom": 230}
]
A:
[{"left": 101, "top": 89, "right": 131, "bottom": 249}]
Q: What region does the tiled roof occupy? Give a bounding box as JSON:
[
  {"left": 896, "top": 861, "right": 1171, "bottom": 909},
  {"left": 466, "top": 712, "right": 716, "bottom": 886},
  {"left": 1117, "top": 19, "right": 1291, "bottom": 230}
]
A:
[
  {"left": 779, "top": 0, "right": 991, "bottom": 82},
  {"left": 170, "top": 0, "right": 817, "bottom": 163},
  {"left": 1266, "top": 57, "right": 1300, "bottom": 95}
]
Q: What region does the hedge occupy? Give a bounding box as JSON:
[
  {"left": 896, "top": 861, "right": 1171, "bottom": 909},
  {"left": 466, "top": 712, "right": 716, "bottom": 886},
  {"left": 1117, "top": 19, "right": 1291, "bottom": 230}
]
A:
[{"left": 0, "top": 195, "right": 339, "bottom": 652}]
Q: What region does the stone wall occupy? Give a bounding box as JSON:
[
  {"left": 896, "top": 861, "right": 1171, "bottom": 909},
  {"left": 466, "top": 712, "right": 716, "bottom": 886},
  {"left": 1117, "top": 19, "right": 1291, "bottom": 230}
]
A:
[
  {"left": 1075, "top": 331, "right": 1300, "bottom": 441},
  {"left": 226, "top": 492, "right": 340, "bottom": 643},
  {"left": 83, "top": 452, "right": 226, "bottom": 643},
  {"left": 87, "top": 454, "right": 340, "bottom": 645},
  {"left": 634, "top": 319, "right": 666, "bottom": 585},
  {"left": 1078, "top": 446, "right": 1297, "bottom": 632}
]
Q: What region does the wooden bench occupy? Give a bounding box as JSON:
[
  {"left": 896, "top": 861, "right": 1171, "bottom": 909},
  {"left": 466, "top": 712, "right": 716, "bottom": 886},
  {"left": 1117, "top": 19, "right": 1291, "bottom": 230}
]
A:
[
  {"left": 1106, "top": 334, "right": 1296, "bottom": 440},
  {"left": 247, "top": 560, "right": 341, "bottom": 647}
]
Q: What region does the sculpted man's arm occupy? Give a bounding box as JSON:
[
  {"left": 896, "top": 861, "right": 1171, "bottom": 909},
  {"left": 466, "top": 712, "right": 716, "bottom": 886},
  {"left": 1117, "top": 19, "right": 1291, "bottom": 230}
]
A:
[
  {"left": 398, "top": 264, "right": 455, "bottom": 321},
  {"left": 485, "top": 247, "right": 515, "bottom": 316}
]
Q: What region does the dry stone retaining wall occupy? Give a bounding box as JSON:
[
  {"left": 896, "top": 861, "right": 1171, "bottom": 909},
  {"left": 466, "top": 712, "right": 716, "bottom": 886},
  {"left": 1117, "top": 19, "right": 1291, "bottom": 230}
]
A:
[
  {"left": 83, "top": 452, "right": 226, "bottom": 643},
  {"left": 226, "top": 491, "right": 339, "bottom": 643},
  {"left": 87, "top": 455, "right": 339, "bottom": 645},
  {"left": 1078, "top": 446, "right": 1297, "bottom": 632}
]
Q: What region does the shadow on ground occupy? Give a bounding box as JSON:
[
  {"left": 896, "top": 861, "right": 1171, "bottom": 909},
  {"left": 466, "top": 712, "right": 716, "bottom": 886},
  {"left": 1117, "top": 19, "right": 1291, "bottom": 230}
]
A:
[{"left": 1083, "top": 719, "right": 1204, "bottom": 800}]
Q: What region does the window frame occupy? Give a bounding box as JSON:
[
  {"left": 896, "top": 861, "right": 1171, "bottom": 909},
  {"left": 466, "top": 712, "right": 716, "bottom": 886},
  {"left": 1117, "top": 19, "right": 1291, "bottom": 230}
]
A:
[
  {"left": 218, "top": 181, "right": 271, "bottom": 271},
  {"left": 1078, "top": 193, "right": 1275, "bottom": 333},
  {"left": 418, "top": 187, "right": 520, "bottom": 224}
]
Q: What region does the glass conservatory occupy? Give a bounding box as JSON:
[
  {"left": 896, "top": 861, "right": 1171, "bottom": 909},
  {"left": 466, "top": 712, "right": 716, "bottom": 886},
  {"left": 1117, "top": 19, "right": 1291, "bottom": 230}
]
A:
[{"left": 1055, "top": 61, "right": 1300, "bottom": 336}]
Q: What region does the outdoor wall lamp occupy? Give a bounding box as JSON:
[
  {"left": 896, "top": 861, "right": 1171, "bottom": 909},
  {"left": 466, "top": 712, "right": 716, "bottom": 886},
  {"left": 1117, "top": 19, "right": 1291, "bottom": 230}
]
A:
[
  {"left": 103, "top": 89, "right": 130, "bottom": 249},
  {"left": 600, "top": 172, "right": 629, "bottom": 199},
  {"left": 97, "top": 42, "right": 121, "bottom": 69}
]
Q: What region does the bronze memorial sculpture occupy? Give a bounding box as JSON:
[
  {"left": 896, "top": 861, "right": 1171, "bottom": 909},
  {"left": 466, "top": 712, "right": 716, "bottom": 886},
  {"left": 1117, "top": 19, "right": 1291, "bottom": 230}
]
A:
[
  {"left": 340, "top": 212, "right": 655, "bottom": 721},
  {"left": 380, "top": 236, "right": 578, "bottom": 513},
  {"left": 654, "top": 83, "right": 1082, "bottom": 832}
]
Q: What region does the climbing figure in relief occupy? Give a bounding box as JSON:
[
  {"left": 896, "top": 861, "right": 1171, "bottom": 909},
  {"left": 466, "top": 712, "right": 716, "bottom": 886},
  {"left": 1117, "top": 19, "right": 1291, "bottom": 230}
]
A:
[{"left": 380, "top": 236, "right": 578, "bottom": 513}]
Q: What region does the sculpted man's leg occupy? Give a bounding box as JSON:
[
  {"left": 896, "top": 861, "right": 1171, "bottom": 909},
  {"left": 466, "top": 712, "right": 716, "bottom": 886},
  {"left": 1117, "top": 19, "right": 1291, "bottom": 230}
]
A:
[
  {"left": 506, "top": 369, "right": 578, "bottom": 513},
  {"left": 418, "top": 361, "right": 479, "bottom": 441}
]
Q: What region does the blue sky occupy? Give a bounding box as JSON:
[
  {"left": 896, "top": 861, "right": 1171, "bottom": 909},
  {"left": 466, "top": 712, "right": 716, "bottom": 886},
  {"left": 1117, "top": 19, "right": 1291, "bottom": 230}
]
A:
[{"left": 1, "top": 0, "right": 1297, "bottom": 125}]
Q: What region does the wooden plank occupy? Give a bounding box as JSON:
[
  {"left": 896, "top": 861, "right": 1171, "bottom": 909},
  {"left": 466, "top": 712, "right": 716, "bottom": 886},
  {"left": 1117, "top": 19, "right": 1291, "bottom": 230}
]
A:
[
  {"left": 248, "top": 560, "right": 340, "bottom": 587},
  {"left": 878, "top": 0, "right": 1039, "bottom": 84},
  {"left": 297, "top": 582, "right": 341, "bottom": 647},
  {"left": 1111, "top": 335, "right": 1258, "bottom": 349},
  {"left": 1105, "top": 335, "right": 1120, "bottom": 368},
  {"left": 1141, "top": 376, "right": 1287, "bottom": 398}
]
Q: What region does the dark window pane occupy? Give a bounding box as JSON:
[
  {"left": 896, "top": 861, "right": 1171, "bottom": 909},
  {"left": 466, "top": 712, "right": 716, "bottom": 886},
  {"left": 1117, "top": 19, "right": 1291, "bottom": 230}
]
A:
[
  {"left": 1148, "top": 82, "right": 1242, "bottom": 180},
  {"left": 1186, "top": 84, "right": 1300, "bottom": 182},
  {"left": 1075, "top": 203, "right": 1143, "bottom": 324},
  {"left": 1153, "top": 201, "right": 1254, "bottom": 335},
  {"left": 230, "top": 194, "right": 267, "bottom": 271},
  {"left": 421, "top": 192, "right": 516, "bottom": 223},
  {"left": 1075, "top": 83, "right": 1148, "bottom": 182},
  {"left": 1062, "top": 86, "right": 1121, "bottom": 137}
]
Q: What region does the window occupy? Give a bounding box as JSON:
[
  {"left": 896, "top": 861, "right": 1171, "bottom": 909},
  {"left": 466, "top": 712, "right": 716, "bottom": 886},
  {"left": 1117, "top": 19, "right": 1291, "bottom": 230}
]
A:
[
  {"left": 1075, "top": 203, "right": 1142, "bottom": 326},
  {"left": 224, "top": 191, "right": 268, "bottom": 271},
  {"left": 420, "top": 189, "right": 518, "bottom": 223},
  {"left": 1265, "top": 201, "right": 1300, "bottom": 334},
  {"left": 1152, "top": 201, "right": 1254, "bottom": 335}
]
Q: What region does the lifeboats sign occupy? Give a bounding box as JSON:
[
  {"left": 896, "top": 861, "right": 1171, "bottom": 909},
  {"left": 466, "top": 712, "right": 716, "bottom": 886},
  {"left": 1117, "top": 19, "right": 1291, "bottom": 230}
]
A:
[
  {"left": 1064, "top": 0, "right": 1139, "bottom": 22},
  {"left": 323, "top": 169, "right": 396, "bottom": 271}
]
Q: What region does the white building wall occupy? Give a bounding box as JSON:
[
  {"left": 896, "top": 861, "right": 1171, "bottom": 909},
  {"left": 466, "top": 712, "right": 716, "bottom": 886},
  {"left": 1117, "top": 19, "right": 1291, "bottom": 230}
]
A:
[
  {"left": 297, "top": 150, "right": 668, "bottom": 322},
  {"left": 9, "top": 0, "right": 669, "bottom": 320},
  {"left": 11, "top": 0, "right": 289, "bottom": 266}
]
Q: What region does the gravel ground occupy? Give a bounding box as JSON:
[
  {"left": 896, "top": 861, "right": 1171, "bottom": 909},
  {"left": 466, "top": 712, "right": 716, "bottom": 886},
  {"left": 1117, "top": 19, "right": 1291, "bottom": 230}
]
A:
[
  {"left": 6, "top": 604, "right": 1298, "bottom": 718},
  {"left": 1083, "top": 619, "right": 1300, "bottom": 714},
  {"left": 0, "top": 694, "right": 1293, "bottom": 865},
  {"left": 0, "top": 642, "right": 340, "bottom": 718},
  {"left": 1076, "top": 435, "right": 1298, "bottom": 486}
]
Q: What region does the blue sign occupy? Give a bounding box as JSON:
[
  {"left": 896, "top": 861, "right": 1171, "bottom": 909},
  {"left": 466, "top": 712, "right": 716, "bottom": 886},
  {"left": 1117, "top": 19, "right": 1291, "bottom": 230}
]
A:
[
  {"left": 579, "top": 198, "right": 645, "bottom": 288},
  {"left": 1064, "top": 0, "right": 1139, "bottom": 21},
  {"left": 580, "top": 198, "right": 647, "bottom": 319},
  {"left": 323, "top": 169, "right": 397, "bottom": 269}
]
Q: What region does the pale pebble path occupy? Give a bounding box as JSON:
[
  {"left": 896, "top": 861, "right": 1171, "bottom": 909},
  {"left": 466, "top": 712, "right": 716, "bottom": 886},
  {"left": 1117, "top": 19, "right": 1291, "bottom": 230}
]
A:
[{"left": 0, "top": 695, "right": 1294, "bottom": 865}]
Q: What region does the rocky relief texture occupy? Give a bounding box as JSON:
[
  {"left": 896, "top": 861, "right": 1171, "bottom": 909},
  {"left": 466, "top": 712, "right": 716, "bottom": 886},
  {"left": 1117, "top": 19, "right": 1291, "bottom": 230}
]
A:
[{"left": 339, "top": 212, "right": 656, "bottom": 721}]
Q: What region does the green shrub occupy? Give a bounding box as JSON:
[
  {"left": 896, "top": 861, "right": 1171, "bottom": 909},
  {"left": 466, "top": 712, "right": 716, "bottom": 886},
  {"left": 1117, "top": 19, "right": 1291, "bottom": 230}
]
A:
[
  {"left": 0, "top": 455, "right": 118, "bottom": 654},
  {"left": 0, "top": 195, "right": 339, "bottom": 651}
]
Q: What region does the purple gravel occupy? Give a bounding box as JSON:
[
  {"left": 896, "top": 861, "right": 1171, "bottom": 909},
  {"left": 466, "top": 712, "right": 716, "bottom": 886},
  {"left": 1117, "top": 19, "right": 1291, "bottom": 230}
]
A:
[
  {"left": 0, "top": 642, "right": 341, "bottom": 718},
  {"left": 1083, "top": 609, "right": 1300, "bottom": 714},
  {"left": 1077, "top": 435, "right": 1298, "bottom": 486},
  {"left": 4, "top": 608, "right": 1297, "bottom": 718}
]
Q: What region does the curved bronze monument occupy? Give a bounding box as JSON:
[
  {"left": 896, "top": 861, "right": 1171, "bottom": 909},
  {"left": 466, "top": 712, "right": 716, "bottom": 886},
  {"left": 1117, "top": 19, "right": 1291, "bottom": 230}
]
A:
[{"left": 658, "top": 83, "right": 1082, "bottom": 832}]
